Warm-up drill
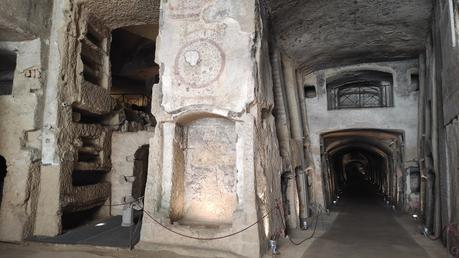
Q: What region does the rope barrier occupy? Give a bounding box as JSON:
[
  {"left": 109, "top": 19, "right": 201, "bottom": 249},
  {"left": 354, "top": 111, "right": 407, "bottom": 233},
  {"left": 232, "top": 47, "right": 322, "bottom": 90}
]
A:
[
  {"left": 142, "top": 204, "right": 278, "bottom": 241},
  {"left": 103, "top": 196, "right": 145, "bottom": 207},
  {"left": 106, "top": 196, "right": 322, "bottom": 244}
]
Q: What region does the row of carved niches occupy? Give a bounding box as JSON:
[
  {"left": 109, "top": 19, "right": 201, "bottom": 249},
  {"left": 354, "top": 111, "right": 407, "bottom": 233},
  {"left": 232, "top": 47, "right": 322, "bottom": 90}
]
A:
[{"left": 80, "top": 18, "right": 110, "bottom": 89}]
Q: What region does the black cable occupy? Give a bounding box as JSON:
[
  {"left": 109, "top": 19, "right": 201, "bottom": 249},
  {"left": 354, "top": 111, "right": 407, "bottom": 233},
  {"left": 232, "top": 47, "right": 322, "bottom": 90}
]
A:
[
  {"left": 272, "top": 202, "right": 321, "bottom": 246},
  {"left": 286, "top": 210, "right": 321, "bottom": 246}
]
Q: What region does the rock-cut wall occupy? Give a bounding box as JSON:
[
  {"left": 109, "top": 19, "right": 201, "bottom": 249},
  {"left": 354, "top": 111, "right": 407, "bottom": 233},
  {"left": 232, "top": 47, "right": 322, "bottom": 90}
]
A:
[{"left": 139, "top": 1, "right": 283, "bottom": 257}]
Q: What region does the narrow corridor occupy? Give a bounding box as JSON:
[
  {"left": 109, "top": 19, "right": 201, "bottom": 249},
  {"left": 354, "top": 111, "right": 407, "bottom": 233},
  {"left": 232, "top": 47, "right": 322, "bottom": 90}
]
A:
[
  {"left": 302, "top": 177, "right": 431, "bottom": 258},
  {"left": 1, "top": 0, "right": 457, "bottom": 257}
]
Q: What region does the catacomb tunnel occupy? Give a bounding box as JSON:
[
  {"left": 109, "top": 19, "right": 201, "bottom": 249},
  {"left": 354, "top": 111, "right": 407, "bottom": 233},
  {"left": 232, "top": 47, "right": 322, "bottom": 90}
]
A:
[
  {"left": 321, "top": 130, "right": 404, "bottom": 208},
  {"left": 1, "top": 0, "right": 458, "bottom": 257}
]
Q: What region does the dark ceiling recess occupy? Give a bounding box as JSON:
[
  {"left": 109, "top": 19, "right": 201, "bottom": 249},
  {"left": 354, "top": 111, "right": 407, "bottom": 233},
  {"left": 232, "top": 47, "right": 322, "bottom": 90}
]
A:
[
  {"left": 267, "top": 0, "right": 433, "bottom": 71},
  {"left": 110, "top": 26, "right": 159, "bottom": 109},
  {"left": 304, "top": 85, "right": 317, "bottom": 98}
]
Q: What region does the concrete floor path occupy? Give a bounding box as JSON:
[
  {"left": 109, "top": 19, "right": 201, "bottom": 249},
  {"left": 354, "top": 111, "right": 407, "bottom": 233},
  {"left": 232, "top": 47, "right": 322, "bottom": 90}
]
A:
[{"left": 301, "top": 181, "right": 439, "bottom": 258}]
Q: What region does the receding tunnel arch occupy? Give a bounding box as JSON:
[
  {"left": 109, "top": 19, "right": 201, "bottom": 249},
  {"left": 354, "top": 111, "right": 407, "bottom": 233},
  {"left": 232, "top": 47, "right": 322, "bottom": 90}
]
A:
[{"left": 320, "top": 129, "right": 405, "bottom": 208}]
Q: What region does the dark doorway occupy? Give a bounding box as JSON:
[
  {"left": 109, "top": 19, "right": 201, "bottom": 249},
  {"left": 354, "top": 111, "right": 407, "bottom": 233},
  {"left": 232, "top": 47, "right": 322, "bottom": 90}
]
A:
[
  {"left": 110, "top": 25, "right": 159, "bottom": 114},
  {"left": 132, "top": 145, "right": 149, "bottom": 200},
  {"left": 0, "top": 155, "right": 7, "bottom": 205},
  {"left": 320, "top": 129, "right": 405, "bottom": 208},
  {"left": 0, "top": 50, "right": 16, "bottom": 95}
]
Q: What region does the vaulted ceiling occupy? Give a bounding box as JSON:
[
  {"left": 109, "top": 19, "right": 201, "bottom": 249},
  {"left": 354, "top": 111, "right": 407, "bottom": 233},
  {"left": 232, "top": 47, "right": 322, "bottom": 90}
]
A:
[{"left": 267, "top": 0, "right": 433, "bottom": 72}]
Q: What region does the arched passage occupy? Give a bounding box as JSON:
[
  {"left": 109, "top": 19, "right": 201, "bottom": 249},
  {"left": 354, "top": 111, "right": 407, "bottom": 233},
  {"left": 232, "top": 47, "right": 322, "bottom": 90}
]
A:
[{"left": 321, "top": 129, "right": 405, "bottom": 208}]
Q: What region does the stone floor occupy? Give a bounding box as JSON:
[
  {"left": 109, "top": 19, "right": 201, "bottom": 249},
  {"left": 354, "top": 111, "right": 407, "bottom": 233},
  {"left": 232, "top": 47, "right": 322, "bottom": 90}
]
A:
[
  {"left": 300, "top": 182, "right": 441, "bottom": 258},
  {"left": 0, "top": 243, "right": 204, "bottom": 258},
  {"left": 275, "top": 178, "right": 446, "bottom": 258},
  {"left": 28, "top": 215, "right": 141, "bottom": 248},
  {"left": 0, "top": 179, "right": 446, "bottom": 258}
]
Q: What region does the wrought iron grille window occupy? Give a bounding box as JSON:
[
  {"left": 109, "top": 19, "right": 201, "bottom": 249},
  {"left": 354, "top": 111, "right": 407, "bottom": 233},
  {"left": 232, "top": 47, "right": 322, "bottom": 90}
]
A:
[{"left": 327, "top": 71, "right": 394, "bottom": 110}]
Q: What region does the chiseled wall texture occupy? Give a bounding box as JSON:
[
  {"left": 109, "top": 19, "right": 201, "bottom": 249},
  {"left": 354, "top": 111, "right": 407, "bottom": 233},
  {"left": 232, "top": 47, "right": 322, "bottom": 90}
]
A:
[
  {"left": 140, "top": 1, "right": 283, "bottom": 257},
  {"left": 303, "top": 60, "right": 419, "bottom": 207},
  {"left": 35, "top": 0, "right": 161, "bottom": 237},
  {"left": 0, "top": 0, "right": 53, "bottom": 41}
]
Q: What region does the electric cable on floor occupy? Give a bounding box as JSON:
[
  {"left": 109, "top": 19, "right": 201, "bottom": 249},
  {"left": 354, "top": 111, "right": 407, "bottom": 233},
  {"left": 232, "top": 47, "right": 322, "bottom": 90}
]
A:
[
  {"left": 286, "top": 213, "right": 319, "bottom": 246},
  {"left": 142, "top": 203, "right": 278, "bottom": 241},
  {"left": 278, "top": 202, "right": 322, "bottom": 245}
]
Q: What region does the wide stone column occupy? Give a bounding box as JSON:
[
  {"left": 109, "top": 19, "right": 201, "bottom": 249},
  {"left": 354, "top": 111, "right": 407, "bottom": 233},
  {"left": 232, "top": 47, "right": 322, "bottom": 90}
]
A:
[{"left": 138, "top": 1, "right": 282, "bottom": 257}]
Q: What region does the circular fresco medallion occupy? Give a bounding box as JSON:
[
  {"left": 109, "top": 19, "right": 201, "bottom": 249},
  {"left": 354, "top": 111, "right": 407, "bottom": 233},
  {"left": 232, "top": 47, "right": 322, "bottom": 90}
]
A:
[{"left": 175, "top": 39, "right": 225, "bottom": 89}]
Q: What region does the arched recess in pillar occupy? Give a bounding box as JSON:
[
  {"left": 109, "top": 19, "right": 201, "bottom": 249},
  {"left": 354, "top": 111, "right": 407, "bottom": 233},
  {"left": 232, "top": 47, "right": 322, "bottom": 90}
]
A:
[{"left": 320, "top": 129, "right": 405, "bottom": 208}]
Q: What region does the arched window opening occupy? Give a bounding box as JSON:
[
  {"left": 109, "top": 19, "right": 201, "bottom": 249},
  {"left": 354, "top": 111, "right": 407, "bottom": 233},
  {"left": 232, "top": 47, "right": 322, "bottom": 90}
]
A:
[{"left": 327, "top": 70, "right": 394, "bottom": 110}]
